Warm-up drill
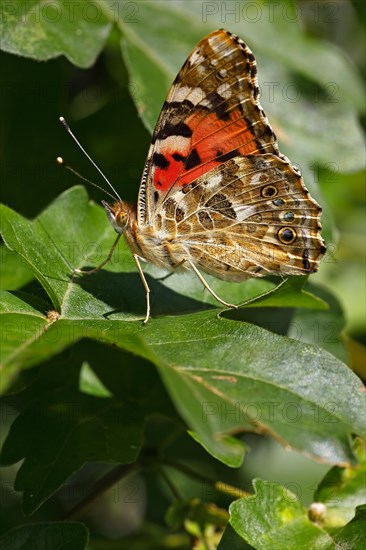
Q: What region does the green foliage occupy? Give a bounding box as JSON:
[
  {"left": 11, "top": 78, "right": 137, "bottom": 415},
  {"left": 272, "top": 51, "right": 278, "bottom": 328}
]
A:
[
  {"left": 228, "top": 480, "right": 335, "bottom": 549},
  {"left": 0, "top": 522, "right": 89, "bottom": 550},
  {"left": 221, "top": 473, "right": 366, "bottom": 549},
  {"left": 0, "top": 1, "right": 365, "bottom": 548}
]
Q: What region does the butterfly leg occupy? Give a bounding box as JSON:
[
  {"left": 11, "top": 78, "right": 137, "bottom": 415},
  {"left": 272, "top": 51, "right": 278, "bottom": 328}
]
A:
[
  {"left": 74, "top": 234, "right": 121, "bottom": 275},
  {"left": 133, "top": 254, "right": 151, "bottom": 324},
  {"left": 186, "top": 259, "right": 238, "bottom": 309}
]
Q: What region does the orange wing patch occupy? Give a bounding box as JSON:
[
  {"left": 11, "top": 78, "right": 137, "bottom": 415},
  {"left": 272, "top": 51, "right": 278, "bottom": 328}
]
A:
[
  {"left": 140, "top": 29, "right": 280, "bottom": 222},
  {"left": 153, "top": 111, "right": 260, "bottom": 191}
]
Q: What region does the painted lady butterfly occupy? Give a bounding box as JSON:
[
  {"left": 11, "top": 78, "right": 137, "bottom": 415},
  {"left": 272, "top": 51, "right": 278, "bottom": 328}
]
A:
[{"left": 79, "top": 29, "right": 326, "bottom": 322}]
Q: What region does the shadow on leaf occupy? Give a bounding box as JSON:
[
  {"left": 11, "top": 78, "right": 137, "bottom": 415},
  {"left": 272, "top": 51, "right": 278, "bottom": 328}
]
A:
[
  {"left": 72, "top": 268, "right": 214, "bottom": 319},
  {"left": 222, "top": 306, "right": 294, "bottom": 335}
]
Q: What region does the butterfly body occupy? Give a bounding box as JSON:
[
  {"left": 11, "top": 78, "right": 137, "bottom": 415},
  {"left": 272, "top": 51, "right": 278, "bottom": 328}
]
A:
[
  {"left": 101, "top": 29, "right": 326, "bottom": 321},
  {"left": 105, "top": 200, "right": 193, "bottom": 271}
]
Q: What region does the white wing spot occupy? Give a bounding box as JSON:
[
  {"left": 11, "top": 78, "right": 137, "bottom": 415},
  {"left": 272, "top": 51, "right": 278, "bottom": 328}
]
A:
[
  {"left": 208, "top": 34, "right": 220, "bottom": 49},
  {"left": 172, "top": 85, "right": 205, "bottom": 105},
  {"left": 154, "top": 135, "right": 190, "bottom": 152},
  {"left": 234, "top": 205, "right": 257, "bottom": 221},
  {"left": 190, "top": 49, "right": 206, "bottom": 65},
  {"left": 200, "top": 97, "right": 213, "bottom": 108},
  {"left": 217, "top": 83, "right": 231, "bottom": 99},
  {"left": 206, "top": 172, "right": 223, "bottom": 190}
]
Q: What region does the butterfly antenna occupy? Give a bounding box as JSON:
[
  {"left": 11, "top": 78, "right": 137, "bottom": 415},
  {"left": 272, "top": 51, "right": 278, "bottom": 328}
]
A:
[
  {"left": 56, "top": 157, "right": 117, "bottom": 202},
  {"left": 59, "top": 116, "right": 122, "bottom": 201}
]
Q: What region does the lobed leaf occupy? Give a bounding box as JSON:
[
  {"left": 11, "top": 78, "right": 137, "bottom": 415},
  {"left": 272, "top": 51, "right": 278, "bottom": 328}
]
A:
[
  {"left": 228, "top": 479, "right": 335, "bottom": 549},
  {"left": 0, "top": 386, "right": 144, "bottom": 514}
]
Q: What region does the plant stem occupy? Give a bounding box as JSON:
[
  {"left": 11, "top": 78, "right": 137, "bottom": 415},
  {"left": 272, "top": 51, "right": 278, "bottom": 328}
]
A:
[
  {"left": 62, "top": 455, "right": 250, "bottom": 521},
  {"left": 157, "top": 466, "right": 184, "bottom": 501},
  {"left": 62, "top": 463, "right": 139, "bottom": 520},
  {"left": 160, "top": 459, "right": 250, "bottom": 499}
]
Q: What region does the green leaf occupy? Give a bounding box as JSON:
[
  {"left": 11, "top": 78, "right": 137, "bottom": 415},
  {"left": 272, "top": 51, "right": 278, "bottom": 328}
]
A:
[
  {"left": 0, "top": 195, "right": 81, "bottom": 312},
  {"left": 288, "top": 282, "right": 349, "bottom": 363},
  {"left": 314, "top": 438, "right": 366, "bottom": 527},
  {"left": 188, "top": 430, "right": 247, "bottom": 469},
  {"left": 0, "top": 522, "right": 89, "bottom": 550},
  {"left": 0, "top": 291, "right": 52, "bottom": 391},
  {"left": 79, "top": 361, "right": 112, "bottom": 397},
  {"left": 0, "top": 0, "right": 112, "bottom": 67},
  {"left": 2, "top": 293, "right": 364, "bottom": 466},
  {"left": 239, "top": 277, "right": 328, "bottom": 310},
  {"left": 333, "top": 504, "right": 366, "bottom": 548},
  {"left": 144, "top": 315, "right": 365, "bottom": 466},
  {"left": 1, "top": 339, "right": 175, "bottom": 515},
  {"left": 0, "top": 246, "right": 34, "bottom": 290},
  {"left": 229, "top": 479, "right": 335, "bottom": 549},
  {"left": 218, "top": 523, "right": 253, "bottom": 550},
  {"left": 0, "top": 386, "right": 144, "bottom": 514},
  {"left": 0, "top": 189, "right": 365, "bottom": 467}
]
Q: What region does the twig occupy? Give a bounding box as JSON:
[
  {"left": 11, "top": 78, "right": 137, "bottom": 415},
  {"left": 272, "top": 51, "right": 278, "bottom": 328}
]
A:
[{"left": 62, "top": 463, "right": 139, "bottom": 520}]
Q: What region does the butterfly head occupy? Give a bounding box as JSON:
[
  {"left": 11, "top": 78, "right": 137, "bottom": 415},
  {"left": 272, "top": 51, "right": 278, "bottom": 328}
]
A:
[{"left": 102, "top": 200, "right": 131, "bottom": 234}]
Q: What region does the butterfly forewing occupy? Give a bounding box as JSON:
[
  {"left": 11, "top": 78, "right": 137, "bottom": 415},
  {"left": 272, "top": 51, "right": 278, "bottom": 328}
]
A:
[{"left": 138, "top": 29, "right": 281, "bottom": 225}]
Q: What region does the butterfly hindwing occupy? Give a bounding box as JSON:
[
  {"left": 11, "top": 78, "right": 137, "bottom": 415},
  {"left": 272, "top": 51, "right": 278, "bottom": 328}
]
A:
[{"left": 155, "top": 154, "right": 324, "bottom": 277}]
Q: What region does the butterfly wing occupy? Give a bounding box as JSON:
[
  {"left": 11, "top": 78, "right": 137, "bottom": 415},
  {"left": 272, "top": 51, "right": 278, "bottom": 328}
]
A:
[
  {"left": 163, "top": 154, "right": 326, "bottom": 277},
  {"left": 138, "top": 29, "right": 282, "bottom": 225},
  {"left": 136, "top": 29, "right": 325, "bottom": 277}
]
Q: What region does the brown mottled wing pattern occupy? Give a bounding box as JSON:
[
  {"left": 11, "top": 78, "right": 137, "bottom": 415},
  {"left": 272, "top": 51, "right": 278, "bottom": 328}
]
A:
[
  {"left": 138, "top": 29, "right": 281, "bottom": 225},
  {"left": 161, "top": 155, "right": 325, "bottom": 277}
]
